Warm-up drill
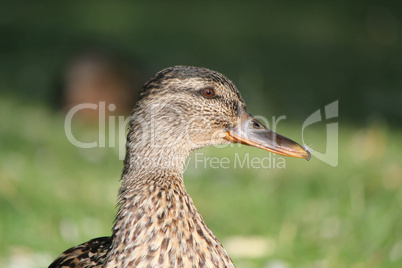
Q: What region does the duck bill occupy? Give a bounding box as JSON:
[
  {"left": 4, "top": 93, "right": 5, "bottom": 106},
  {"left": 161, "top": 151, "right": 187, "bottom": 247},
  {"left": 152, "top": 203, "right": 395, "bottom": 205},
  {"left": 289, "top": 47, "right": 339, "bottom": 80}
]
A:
[{"left": 225, "top": 112, "right": 311, "bottom": 160}]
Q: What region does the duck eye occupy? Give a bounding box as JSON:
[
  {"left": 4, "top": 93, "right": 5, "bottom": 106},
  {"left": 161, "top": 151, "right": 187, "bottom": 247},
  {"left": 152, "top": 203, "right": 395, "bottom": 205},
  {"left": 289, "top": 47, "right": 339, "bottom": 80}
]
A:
[{"left": 201, "top": 88, "right": 215, "bottom": 98}]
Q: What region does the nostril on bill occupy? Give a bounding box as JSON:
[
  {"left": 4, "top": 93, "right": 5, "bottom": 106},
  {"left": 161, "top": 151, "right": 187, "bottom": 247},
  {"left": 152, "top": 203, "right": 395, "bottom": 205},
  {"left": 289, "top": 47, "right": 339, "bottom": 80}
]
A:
[{"left": 251, "top": 120, "right": 263, "bottom": 130}]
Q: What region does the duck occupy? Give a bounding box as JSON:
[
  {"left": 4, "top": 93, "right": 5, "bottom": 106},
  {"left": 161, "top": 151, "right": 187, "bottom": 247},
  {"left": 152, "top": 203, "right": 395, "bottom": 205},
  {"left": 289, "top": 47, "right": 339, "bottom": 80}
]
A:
[{"left": 49, "top": 65, "right": 310, "bottom": 268}]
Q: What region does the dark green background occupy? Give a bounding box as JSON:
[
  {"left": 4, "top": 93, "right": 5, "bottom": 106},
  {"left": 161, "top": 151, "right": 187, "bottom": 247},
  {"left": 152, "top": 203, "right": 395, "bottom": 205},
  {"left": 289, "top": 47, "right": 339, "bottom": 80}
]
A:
[{"left": 1, "top": 1, "right": 401, "bottom": 123}]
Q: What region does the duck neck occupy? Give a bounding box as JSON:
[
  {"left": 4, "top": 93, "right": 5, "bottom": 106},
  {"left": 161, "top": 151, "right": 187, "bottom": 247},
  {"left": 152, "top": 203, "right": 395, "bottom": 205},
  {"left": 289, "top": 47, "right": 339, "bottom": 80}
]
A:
[
  {"left": 120, "top": 132, "right": 190, "bottom": 192},
  {"left": 105, "top": 121, "right": 234, "bottom": 267},
  {"left": 113, "top": 116, "right": 195, "bottom": 228}
]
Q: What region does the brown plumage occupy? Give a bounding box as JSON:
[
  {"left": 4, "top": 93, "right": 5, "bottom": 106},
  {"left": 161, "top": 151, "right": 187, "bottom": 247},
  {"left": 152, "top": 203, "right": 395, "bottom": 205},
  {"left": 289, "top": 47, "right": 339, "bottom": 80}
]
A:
[{"left": 49, "top": 66, "right": 309, "bottom": 268}]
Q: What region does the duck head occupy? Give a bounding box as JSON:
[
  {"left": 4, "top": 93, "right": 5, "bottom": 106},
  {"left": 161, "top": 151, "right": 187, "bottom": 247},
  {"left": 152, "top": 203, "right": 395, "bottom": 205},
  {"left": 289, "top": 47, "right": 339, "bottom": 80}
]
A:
[{"left": 126, "top": 66, "right": 309, "bottom": 173}]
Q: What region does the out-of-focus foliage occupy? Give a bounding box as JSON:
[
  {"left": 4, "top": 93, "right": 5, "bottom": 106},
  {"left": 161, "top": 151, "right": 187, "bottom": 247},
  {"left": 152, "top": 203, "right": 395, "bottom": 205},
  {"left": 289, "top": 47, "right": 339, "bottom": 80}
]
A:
[{"left": 0, "top": 1, "right": 401, "bottom": 123}]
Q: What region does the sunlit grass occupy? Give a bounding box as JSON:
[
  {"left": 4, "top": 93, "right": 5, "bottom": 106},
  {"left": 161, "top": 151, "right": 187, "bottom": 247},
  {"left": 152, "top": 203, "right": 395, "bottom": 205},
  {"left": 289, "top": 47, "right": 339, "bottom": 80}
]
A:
[{"left": 0, "top": 97, "right": 401, "bottom": 268}]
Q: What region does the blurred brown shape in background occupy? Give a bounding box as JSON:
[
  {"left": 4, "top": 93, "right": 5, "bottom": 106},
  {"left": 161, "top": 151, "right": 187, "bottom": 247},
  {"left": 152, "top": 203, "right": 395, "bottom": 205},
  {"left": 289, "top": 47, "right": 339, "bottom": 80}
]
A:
[{"left": 63, "top": 49, "right": 143, "bottom": 121}]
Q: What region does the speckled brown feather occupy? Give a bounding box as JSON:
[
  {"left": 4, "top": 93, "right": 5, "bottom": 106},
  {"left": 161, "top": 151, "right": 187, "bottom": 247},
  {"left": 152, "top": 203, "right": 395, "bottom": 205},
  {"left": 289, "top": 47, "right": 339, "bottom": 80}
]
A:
[
  {"left": 50, "top": 66, "right": 246, "bottom": 267},
  {"left": 49, "top": 237, "right": 111, "bottom": 268}
]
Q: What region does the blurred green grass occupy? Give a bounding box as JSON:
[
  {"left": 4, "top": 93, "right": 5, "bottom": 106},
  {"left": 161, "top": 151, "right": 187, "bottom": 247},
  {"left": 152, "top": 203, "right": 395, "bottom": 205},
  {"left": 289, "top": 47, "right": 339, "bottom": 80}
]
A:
[{"left": 0, "top": 96, "right": 401, "bottom": 268}]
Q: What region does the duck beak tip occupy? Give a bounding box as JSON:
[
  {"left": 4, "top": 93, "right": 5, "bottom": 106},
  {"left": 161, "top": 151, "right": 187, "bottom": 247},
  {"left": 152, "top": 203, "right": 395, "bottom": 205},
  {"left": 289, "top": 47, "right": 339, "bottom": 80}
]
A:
[
  {"left": 304, "top": 149, "right": 311, "bottom": 161},
  {"left": 225, "top": 111, "right": 311, "bottom": 162}
]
